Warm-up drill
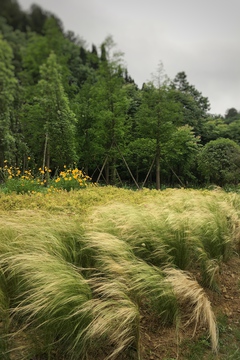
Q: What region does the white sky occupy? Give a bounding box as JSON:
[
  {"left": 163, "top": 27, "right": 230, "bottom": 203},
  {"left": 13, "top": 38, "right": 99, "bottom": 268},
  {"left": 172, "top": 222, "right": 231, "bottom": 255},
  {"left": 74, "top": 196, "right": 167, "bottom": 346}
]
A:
[{"left": 18, "top": 0, "right": 240, "bottom": 116}]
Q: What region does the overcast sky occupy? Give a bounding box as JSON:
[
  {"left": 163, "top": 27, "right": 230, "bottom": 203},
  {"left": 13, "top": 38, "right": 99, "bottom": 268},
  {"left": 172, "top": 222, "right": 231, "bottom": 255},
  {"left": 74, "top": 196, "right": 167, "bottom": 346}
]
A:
[{"left": 18, "top": 0, "right": 240, "bottom": 116}]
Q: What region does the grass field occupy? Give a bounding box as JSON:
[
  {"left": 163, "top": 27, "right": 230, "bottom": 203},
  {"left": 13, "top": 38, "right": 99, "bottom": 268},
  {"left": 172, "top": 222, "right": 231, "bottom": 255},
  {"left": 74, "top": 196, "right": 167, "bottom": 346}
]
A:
[{"left": 0, "top": 187, "right": 239, "bottom": 359}]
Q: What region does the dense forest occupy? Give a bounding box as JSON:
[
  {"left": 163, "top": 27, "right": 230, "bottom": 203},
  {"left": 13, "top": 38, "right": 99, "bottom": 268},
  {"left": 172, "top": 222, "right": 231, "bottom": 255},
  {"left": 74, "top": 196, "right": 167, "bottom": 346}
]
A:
[{"left": 1, "top": 0, "right": 240, "bottom": 189}]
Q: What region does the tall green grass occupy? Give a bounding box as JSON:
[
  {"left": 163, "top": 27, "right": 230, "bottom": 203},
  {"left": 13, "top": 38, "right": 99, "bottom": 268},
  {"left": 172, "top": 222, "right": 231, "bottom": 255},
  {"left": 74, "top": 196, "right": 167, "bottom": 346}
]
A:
[
  {"left": 0, "top": 187, "right": 239, "bottom": 358},
  {"left": 88, "top": 195, "right": 236, "bottom": 289}
]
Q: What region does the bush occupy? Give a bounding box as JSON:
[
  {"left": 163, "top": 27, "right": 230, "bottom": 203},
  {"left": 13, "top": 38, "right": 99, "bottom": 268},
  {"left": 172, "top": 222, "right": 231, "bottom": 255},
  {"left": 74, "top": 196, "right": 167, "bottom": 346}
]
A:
[{"left": 198, "top": 138, "right": 240, "bottom": 186}]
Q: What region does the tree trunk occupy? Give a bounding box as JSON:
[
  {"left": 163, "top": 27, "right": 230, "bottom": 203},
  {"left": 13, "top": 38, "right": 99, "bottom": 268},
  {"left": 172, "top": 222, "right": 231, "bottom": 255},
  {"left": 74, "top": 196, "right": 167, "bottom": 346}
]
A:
[
  {"left": 136, "top": 166, "right": 139, "bottom": 184},
  {"left": 156, "top": 144, "right": 161, "bottom": 190},
  {"left": 111, "top": 155, "right": 117, "bottom": 185},
  {"left": 105, "top": 162, "right": 110, "bottom": 185}
]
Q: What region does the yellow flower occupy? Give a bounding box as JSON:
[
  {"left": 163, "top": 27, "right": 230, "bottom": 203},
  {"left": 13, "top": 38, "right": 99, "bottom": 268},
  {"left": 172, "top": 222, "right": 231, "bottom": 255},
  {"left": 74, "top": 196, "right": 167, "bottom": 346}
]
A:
[{"left": 28, "top": 156, "right": 31, "bottom": 160}]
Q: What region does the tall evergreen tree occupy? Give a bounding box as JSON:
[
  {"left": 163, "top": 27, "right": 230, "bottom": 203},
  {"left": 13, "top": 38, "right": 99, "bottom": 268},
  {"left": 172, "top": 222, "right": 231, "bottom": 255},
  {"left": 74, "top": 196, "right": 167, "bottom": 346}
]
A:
[
  {"left": 0, "top": 35, "right": 17, "bottom": 166},
  {"left": 84, "top": 36, "right": 130, "bottom": 184},
  {"left": 0, "top": 0, "right": 27, "bottom": 31},
  {"left": 21, "top": 52, "right": 77, "bottom": 169},
  {"left": 38, "top": 52, "right": 77, "bottom": 169},
  {"left": 136, "top": 65, "right": 182, "bottom": 189},
  {"left": 224, "top": 107, "right": 240, "bottom": 124},
  {"left": 171, "top": 71, "right": 210, "bottom": 137},
  {"left": 88, "top": 44, "right": 99, "bottom": 70}
]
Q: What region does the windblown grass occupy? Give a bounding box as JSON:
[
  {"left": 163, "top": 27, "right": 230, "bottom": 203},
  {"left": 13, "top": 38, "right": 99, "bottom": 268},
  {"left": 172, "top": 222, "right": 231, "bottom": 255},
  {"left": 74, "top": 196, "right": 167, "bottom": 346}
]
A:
[
  {"left": 1, "top": 253, "right": 92, "bottom": 358},
  {"left": 88, "top": 189, "right": 239, "bottom": 288},
  {"left": 84, "top": 277, "right": 140, "bottom": 360},
  {"left": 164, "top": 268, "right": 219, "bottom": 353},
  {"left": 0, "top": 187, "right": 239, "bottom": 359}
]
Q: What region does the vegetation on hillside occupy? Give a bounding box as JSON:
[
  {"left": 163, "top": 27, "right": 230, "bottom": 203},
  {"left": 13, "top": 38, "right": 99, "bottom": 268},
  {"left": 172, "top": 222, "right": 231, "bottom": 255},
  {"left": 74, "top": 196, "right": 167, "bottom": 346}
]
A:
[{"left": 1, "top": 0, "right": 240, "bottom": 189}]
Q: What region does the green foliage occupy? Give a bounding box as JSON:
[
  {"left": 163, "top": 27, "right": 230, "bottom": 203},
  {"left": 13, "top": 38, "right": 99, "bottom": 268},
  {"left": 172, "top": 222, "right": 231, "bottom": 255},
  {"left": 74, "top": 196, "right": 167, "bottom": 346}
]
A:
[
  {"left": 74, "top": 36, "right": 131, "bottom": 184},
  {"left": 1, "top": 0, "right": 240, "bottom": 189},
  {"left": 224, "top": 107, "right": 240, "bottom": 123},
  {"left": 124, "top": 138, "right": 156, "bottom": 182},
  {"left": 163, "top": 125, "right": 201, "bottom": 184},
  {"left": 0, "top": 35, "right": 17, "bottom": 166},
  {"left": 201, "top": 116, "right": 228, "bottom": 144},
  {"left": 21, "top": 52, "right": 77, "bottom": 169},
  {"left": 171, "top": 71, "right": 210, "bottom": 136},
  {"left": 136, "top": 78, "right": 182, "bottom": 189},
  {"left": 198, "top": 138, "right": 240, "bottom": 186}
]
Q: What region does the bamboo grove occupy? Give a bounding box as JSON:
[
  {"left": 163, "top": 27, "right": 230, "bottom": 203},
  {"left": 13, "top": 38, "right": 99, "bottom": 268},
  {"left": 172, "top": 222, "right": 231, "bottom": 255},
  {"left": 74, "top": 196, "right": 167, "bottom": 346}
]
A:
[{"left": 1, "top": 0, "right": 240, "bottom": 189}]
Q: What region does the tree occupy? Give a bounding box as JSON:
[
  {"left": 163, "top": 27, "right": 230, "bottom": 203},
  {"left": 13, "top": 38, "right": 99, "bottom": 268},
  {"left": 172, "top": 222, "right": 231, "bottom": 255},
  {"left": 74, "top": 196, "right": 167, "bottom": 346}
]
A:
[
  {"left": 21, "top": 52, "right": 77, "bottom": 169},
  {"left": 225, "top": 120, "right": 240, "bottom": 144},
  {"left": 71, "top": 72, "right": 100, "bottom": 174},
  {"left": 21, "top": 16, "right": 71, "bottom": 88},
  {"left": 88, "top": 44, "right": 99, "bottom": 70},
  {"left": 0, "top": 35, "right": 17, "bottom": 166},
  {"left": 162, "top": 125, "right": 201, "bottom": 185},
  {"left": 27, "top": 4, "right": 49, "bottom": 34},
  {"left": 171, "top": 71, "right": 210, "bottom": 136},
  {"left": 201, "top": 116, "right": 228, "bottom": 144},
  {"left": 124, "top": 138, "right": 155, "bottom": 184},
  {"left": 198, "top": 138, "right": 240, "bottom": 186},
  {"left": 136, "top": 65, "right": 182, "bottom": 189},
  {"left": 0, "top": 0, "right": 27, "bottom": 31},
  {"left": 82, "top": 36, "right": 130, "bottom": 184},
  {"left": 27, "top": 4, "right": 63, "bottom": 36},
  {"left": 224, "top": 107, "right": 240, "bottom": 124}
]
